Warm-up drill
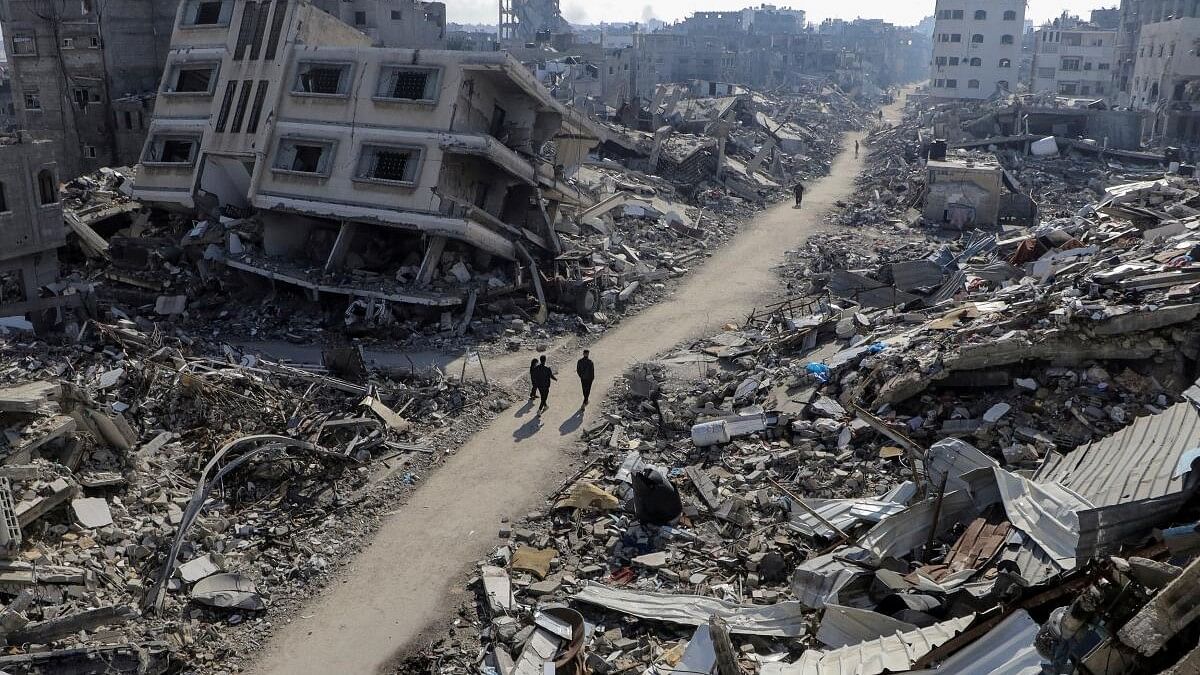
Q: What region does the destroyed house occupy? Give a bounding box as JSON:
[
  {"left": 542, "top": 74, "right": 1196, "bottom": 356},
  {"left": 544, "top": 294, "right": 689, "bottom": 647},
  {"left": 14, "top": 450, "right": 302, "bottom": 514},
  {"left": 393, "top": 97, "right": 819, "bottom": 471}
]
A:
[
  {"left": 133, "top": 0, "right": 598, "bottom": 308},
  {"left": 924, "top": 157, "right": 1004, "bottom": 228}
]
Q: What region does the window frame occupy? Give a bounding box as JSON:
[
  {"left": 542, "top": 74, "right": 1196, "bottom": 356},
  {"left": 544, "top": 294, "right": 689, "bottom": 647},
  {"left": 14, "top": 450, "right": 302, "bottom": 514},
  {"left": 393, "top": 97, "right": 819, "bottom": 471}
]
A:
[
  {"left": 180, "top": 0, "right": 234, "bottom": 28},
  {"left": 37, "top": 169, "right": 58, "bottom": 206},
  {"left": 352, "top": 143, "right": 424, "bottom": 187},
  {"left": 271, "top": 137, "right": 338, "bottom": 177},
  {"left": 22, "top": 91, "right": 43, "bottom": 112},
  {"left": 373, "top": 65, "right": 442, "bottom": 104},
  {"left": 291, "top": 61, "right": 355, "bottom": 98},
  {"left": 142, "top": 134, "right": 203, "bottom": 167},
  {"left": 163, "top": 61, "right": 221, "bottom": 96},
  {"left": 974, "top": 10, "right": 986, "bottom": 20},
  {"left": 11, "top": 35, "right": 37, "bottom": 57},
  {"left": 1003, "top": 10, "right": 1017, "bottom": 20},
  {"left": 1001, "top": 34, "right": 1015, "bottom": 45}
]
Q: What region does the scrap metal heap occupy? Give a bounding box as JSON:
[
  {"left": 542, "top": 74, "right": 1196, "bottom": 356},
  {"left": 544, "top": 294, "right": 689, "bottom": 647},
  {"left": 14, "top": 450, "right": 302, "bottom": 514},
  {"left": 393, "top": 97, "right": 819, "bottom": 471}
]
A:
[
  {"left": 416, "top": 106, "right": 1200, "bottom": 675},
  {"left": 0, "top": 320, "right": 508, "bottom": 672}
]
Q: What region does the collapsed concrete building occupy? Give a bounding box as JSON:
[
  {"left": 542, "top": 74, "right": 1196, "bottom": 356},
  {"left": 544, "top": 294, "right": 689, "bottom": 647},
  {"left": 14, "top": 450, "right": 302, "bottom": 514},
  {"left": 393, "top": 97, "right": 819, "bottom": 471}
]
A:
[
  {"left": 132, "top": 0, "right": 600, "bottom": 312},
  {"left": 498, "top": 0, "right": 571, "bottom": 48},
  {"left": 0, "top": 134, "right": 64, "bottom": 328},
  {"left": 0, "top": 0, "right": 178, "bottom": 176}
]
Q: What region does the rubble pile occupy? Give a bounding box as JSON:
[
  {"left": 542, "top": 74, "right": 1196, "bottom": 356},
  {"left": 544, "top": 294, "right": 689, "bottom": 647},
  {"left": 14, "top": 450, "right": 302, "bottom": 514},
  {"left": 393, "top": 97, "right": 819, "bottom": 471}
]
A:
[
  {"left": 417, "top": 171, "right": 1200, "bottom": 675},
  {"left": 0, "top": 318, "right": 509, "bottom": 672}
]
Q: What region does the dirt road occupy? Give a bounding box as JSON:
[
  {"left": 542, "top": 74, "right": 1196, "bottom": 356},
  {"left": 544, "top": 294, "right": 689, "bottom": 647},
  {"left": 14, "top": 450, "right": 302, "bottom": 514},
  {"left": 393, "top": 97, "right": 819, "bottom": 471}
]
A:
[{"left": 253, "top": 100, "right": 902, "bottom": 674}]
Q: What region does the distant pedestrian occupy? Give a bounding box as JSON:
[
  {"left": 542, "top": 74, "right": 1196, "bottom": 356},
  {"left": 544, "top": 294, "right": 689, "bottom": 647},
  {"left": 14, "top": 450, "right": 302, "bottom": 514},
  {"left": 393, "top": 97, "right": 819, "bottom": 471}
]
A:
[
  {"left": 878, "top": 109, "right": 884, "bottom": 121},
  {"left": 577, "top": 350, "right": 595, "bottom": 408},
  {"left": 854, "top": 140, "right": 859, "bottom": 157},
  {"left": 793, "top": 183, "right": 805, "bottom": 209},
  {"left": 533, "top": 355, "right": 557, "bottom": 414},
  {"left": 527, "top": 358, "right": 539, "bottom": 401}
]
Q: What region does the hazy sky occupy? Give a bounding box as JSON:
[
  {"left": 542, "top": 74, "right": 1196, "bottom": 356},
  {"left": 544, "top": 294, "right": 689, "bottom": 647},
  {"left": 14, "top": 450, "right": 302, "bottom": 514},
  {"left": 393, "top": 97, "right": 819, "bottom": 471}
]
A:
[{"left": 452, "top": 1, "right": 1116, "bottom": 26}]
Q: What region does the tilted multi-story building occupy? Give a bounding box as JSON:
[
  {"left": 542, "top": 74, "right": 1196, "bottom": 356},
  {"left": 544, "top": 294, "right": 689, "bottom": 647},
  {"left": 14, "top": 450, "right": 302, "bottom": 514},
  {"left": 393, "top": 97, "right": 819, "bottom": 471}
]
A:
[
  {"left": 133, "top": 0, "right": 599, "bottom": 310},
  {"left": 928, "top": 0, "right": 1026, "bottom": 100},
  {"left": 1031, "top": 14, "right": 1119, "bottom": 100}
]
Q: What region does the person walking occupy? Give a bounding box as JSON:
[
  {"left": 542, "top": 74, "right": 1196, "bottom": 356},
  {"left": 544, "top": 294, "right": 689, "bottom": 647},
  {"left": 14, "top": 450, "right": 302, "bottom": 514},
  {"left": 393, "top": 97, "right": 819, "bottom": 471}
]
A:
[
  {"left": 576, "top": 350, "right": 595, "bottom": 408},
  {"left": 793, "top": 182, "right": 805, "bottom": 209},
  {"left": 527, "top": 358, "right": 539, "bottom": 401},
  {"left": 533, "top": 355, "right": 556, "bottom": 414},
  {"left": 854, "top": 140, "right": 859, "bottom": 157}
]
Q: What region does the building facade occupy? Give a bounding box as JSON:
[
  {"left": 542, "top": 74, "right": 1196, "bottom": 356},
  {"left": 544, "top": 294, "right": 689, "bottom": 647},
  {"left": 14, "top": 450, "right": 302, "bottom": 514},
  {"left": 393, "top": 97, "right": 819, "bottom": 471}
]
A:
[
  {"left": 0, "top": 134, "right": 63, "bottom": 322},
  {"left": 1127, "top": 1, "right": 1200, "bottom": 143},
  {"left": 929, "top": 0, "right": 1026, "bottom": 100},
  {"left": 1031, "top": 15, "right": 1118, "bottom": 99},
  {"left": 0, "top": 0, "right": 178, "bottom": 176},
  {"left": 311, "top": 0, "right": 444, "bottom": 48},
  {"left": 134, "top": 0, "right": 598, "bottom": 309}
]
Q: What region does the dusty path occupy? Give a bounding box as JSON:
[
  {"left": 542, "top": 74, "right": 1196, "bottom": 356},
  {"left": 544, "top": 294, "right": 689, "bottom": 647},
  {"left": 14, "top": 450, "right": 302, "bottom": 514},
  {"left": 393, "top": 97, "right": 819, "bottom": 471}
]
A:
[{"left": 253, "top": 97, "right": 905, "bottom": 675}]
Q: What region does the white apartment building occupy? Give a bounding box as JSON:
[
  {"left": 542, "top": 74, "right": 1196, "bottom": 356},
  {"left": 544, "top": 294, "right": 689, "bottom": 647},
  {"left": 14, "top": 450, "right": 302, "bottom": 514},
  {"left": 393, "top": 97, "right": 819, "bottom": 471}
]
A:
[
  {"left": 133, "top": 0, "right": 599, "bottom": 309},
  {"left": 1031, "top": 16, "right": 1118, "bottom": 99},
  {"left": 929, "top": 0, "right": 1026, "bottom": 100}
]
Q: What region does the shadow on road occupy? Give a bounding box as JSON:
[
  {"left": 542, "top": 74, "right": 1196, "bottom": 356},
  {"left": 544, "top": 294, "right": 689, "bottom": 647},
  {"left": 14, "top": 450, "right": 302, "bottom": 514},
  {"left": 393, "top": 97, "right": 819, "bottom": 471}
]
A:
[
  {"left": 515, "top": 399, "right": 536, "bottom": 418},
  {"left": 513, "top": 415, "right": 543, "bottom": 442},
  {"left": 558, "top": 410, "right": 584, "bottom": 436}
]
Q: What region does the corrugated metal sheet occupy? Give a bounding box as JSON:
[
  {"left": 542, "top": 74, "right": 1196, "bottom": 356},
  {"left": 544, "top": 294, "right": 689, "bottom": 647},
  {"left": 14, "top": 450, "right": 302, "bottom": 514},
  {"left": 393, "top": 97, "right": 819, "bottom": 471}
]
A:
[
  {"left": 997, "top": 528, "right": 1065, "bottom": 587},
  {"left": 789, "top": 483, "right": 916, "bottom": 539},
  {"left": 1033, "top": 390, "right": 1200, "bottom": 557},
  {"left": 890, "top": 260, "right": 944, "bottom": 291},
  {"left": 572, "top": 583, "right": 807, "bottom": 637},
  {"left": 791, "top": 548, "right": 872, "bottom": 610},
  {"left": 859, "top": 491, "right": 976, "bottom": 561},
  {"left": 816, "top": 604, "right": 917, "bottom": 648},
  {"left": 763, "top": 615, "right": 975, "bottom": 675},
  {"left": 928, "top": 271, "right": 967, "bottom": 304},
  {"left": 1036, "top": 396, "right": 1200, "bottom": 507},
  {"left": 906, "top": 610, "right": 1045, "bottom": 675}
]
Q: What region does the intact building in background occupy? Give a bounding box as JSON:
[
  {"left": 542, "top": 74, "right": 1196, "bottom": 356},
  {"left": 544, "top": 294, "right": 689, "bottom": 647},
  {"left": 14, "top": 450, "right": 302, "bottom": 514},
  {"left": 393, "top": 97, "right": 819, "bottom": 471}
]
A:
[
  {"left": 0, "top": 0, "right": 178, "bottom": 176},
  {"left": 1031, "top": 14, "right": 1118, "bottom": 100},
  {"left": 928, "top": 0, "right": 1026, "bottom": 100}
]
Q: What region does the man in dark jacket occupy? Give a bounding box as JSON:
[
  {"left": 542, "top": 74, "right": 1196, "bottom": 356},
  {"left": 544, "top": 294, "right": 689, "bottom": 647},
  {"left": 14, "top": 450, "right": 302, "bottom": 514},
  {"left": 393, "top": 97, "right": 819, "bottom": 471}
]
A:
[
  {"left": 533, "top": 355, "right": 556, "bottom": 414},
  {"left": 576, "top": 350, "right": 595, "bottom": 408},
  {"left": 793, "top": 183, "right": 805, "bottom": 209},
  {"left": 528, "top": 358, "right": 539, "bottom": 401}
]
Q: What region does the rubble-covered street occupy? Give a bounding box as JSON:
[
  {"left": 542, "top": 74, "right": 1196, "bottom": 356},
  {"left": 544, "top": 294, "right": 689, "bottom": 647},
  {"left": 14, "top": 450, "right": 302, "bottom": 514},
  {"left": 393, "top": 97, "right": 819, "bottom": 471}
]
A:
[
  {"left": 4, "top": 0, "right": 1200, "bottom": 672},
  {"left": 407, "top": 96, "right": 1200, "bottom": 675}
]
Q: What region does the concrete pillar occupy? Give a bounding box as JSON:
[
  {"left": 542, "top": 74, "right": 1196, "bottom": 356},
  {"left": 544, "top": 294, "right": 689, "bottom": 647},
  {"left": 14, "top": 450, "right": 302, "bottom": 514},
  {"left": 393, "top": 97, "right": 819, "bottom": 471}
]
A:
[
  {"left": 648, "top": 125, "right": 673, "bottom": 172},
  {"left": 324, "top": 222, "right": 360, "bottom": 273},
  {"left": 415, "top": 235, "right": 447, "bottom": 287}
]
